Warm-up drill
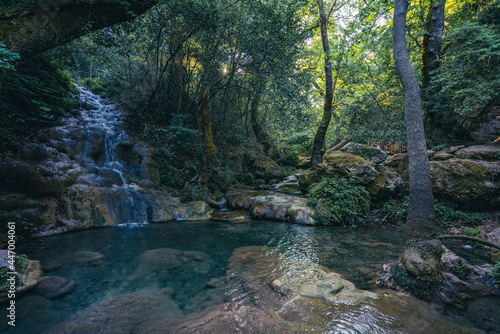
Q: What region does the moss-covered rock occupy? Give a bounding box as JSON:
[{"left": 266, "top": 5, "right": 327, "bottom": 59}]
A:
[
  {"left": 339, "top": 143, "right": 388, "bottom": 163},
  {"left": 177, "top": 201, "right": 213, "bottom": 221},
  {"left": 429, "top": 158, "right": 500, "bottom": 209},
  {"left": 454, "top": 144, "right": 500, "bottom": 161}
]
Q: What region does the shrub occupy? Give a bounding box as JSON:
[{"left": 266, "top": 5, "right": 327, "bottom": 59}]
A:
[
  {"left": 277, "top": 143, "right": 300, "bottom": 167},
  {"left": 307, "top": 178, "right": 371, "bottom": 226},
  {"left": 492, "top": 260, "right": 500, "bottom": 284}
]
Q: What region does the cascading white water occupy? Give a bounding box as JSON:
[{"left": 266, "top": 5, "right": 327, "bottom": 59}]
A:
[{"left": 77, "top": 85, "right": 149, "bottom": 224}]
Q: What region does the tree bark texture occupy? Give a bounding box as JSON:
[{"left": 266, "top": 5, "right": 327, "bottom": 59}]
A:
[
  {"left": 421, "top": 0, "right": 445, "bottom": 89},
  {"left": 311, "top": 0, "right": 333, "bottom": 169},
  {"left": 198, "top": 89, "right": 217, "bottom": 188},
  {"left": 393, "top": 0, "right": 442, "bottom": 283},
  {"left": 250, "top": 87, "right": 273, "bottom": 154},
  {"left": 0, "top": 0, "right": 157, "bottom": 59}
]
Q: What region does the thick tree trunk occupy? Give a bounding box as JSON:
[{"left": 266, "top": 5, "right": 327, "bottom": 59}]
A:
[
  {"left": 198, "top": 89, "right": 217, "bottom": 188},
  {"left": 393, "top": 0, "right": 442, "bottom": 283},
  {"left": 250, "top": 86, "right": 273, "bottom": 154},
  {"left": 311, "top": 0, "right": 333, "bottom": 169},
  {"left": 0, "top": 0, "right": 157, "bottom": 59}
]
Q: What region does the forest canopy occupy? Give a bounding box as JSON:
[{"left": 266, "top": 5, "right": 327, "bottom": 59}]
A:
[{"left": 1, "top": 0, "right": 499, "bottom": 187}]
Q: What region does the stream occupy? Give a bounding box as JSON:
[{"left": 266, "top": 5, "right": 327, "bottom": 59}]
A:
[{"left": 1, "top": 221, "right": 499, "bottom": 333}]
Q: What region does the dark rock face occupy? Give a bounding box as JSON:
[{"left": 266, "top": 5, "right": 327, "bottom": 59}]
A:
[
  {"left": 46, "top": 291, "right": 183, "bottom": 334},
  {"left": 0, "top": 0, "right": 157, "bottom": 59},
  {"left": 0, "top": 86, "right": 178, "bottom": 236}
]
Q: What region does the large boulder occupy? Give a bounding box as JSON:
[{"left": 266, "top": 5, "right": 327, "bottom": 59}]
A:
[
  {"left": 466, "top": 104, "right": 500, "bottom": 142},
  {"left": 454, "top": 144, "right": 500, "bottom": 161},
  {"left": 339, "top": 143, "right": 388, "bottom": 163},
  {"left": 298, "top": 152, "right": 403, "bottom": 201},
  {"left": 45, "top": 291, "right": 183, "bottom": 334},
  {"left": 226, "top": 191, "right": 315, "bottom": 225},
  {"left": 429, "top": 159, "right": 500, "bottom": 209}
]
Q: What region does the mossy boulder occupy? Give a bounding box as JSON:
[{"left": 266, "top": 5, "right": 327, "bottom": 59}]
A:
[
  {"left": 454, "top": 145, "right": 500, "bottom": 161},
  {"left": 299, "top": 152, "right": 402, "bottom": 201},
  {"left": 339, "top": 143, "right": 388, "bottom": 163},
  {"left": 226, "top": 191, "right": 316, "bottom": 225},
  {"left": 177, "top": 201, "right": 213, "bottom": 221},
  {"left": 429, "top": 158, "right": 500, "bottom": 209},
  {"left": 321, "top": 151, "right": 378, "bottom": 184},
  {"left": 383, "top": 153, "right": 409, "bottom": 174}
]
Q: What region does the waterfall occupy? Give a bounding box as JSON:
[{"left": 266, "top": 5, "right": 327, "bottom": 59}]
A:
[{"left": 77, "top": 85, "right": 149, "bottom": 224}]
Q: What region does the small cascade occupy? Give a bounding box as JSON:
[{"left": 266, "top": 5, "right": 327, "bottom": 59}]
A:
[
  {"left": 77, "top": 86, "right": 150, "bottom": 224},
  {"left": 218, "top": 196, "right": 229, "bottom": 212},
  {"left": 270, "top": 173, "right": 301, "bottom": 195}
]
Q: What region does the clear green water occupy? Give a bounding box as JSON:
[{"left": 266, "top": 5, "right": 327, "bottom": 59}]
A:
[{"left": 1, "top": 221, "right": 497, "bottom": 333}]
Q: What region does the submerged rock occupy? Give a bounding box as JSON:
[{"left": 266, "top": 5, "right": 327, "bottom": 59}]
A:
[
  {"left": 34, "top": 276, "right": 77, "bottom": 300},
  {"left": 149, "top": 302, "right": 285, "bottom": 334},
  {"left": 46, "top": 291, "right": 183, "bottom": 334},
  {"left": 139, "top": 248, "right": 182, "bottom": 272}
]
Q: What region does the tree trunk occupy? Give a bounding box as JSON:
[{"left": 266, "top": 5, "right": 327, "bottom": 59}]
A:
[
  {"left": 393, "top": 0, "right": 442, "bottom": 283},
  {"left": 250, "top": 86, "right": 273, "bottom": 154},
  {"left": 311, "top": 0, "right": 333, "bottom": 169},
  {"left": 421, "top": 0, "right": 450, "bottom": 143},
  {"left": 198, "top": 89, "right": 217, "bottom": 188}
]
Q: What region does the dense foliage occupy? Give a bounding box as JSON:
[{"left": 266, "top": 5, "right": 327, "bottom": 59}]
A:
[
  {"left": 1, "top": 0, "right": 499, "bottom": 186},
  {"left": 307, "top": 178, "right": 371, "bottom": 226}
]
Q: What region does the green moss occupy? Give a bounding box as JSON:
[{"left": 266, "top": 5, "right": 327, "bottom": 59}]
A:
[
  {"left": 14, "top": 254, "right": 28, "bottom": 273},
  {"left": 308, "top": 178, "right": 371, "bottom": 226},
  {"left": 492, "top": 260, "right": 500, "bottom": 284},
  {"left": 323, "top": 151, "right": 371, "bottom": 166},
  {"left": 390, "top": 263, "right": 439, "bottom": 296},
  {"left": 450, "top": 260, "right": 470, "bottom": 280}
]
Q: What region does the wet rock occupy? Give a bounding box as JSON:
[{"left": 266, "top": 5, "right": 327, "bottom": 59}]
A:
[
  {"left": 0, "top": 258, "right": 42, "bottom": 303},
  {"left": 272, "top": 266, "right": 377, "bottom": 304},
  {"left": 149, "top": 302, "right": 285, "bottom": 334},
  {"left": 454, "top": 144, "right": 500, "bottom": 161},
  {"left": 180, "top": 250, "right": 208, "bottom": 263},
  {"left": 441, "top": 246, "right": 471, "bottom": 280},
  {"left": 177, "top": 201, "right": 213, "bottom": 221},
  {"left": 210, "top": 210, "right": 249, "bottom": 222},
  {"left": 139, "top": 248, "right": 182, "bottom": 272},
  {"left": 429, "top": 158, "right": 500, "bottom": 209},
  {"left": 340, "top": 142, "right": 388, "bottom": 163},
  {"left": 46, "top": 291, "right": 183, "bottom": 334},
  {"left": 226, "top": 191, "right": 315, "bottom": 225},
  {"left": 34, "top": 276, "right": 77, "bottom": 299}
]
